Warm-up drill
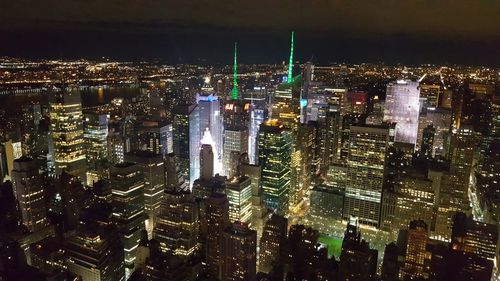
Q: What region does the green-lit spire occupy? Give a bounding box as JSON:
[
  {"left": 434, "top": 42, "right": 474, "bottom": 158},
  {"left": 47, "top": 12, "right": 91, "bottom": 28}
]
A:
[
  {"left": 231, "top": 42, "right": 238, "bottom": 100},
  {"left": 287, "top": 31, "right": 294, "bottom": 83}
]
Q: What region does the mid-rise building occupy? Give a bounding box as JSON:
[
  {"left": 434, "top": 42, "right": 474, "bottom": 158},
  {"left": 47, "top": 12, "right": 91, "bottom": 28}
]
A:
[
  {"left": 258, "top": 214, "right": 288, "bottom": 273},
  {"left": 205, "top": 193, "right": 230, "bottom": 279},
  {"left": 11, "top": 157, "right": 49, "bottom": 232},
  {"left": 403, "top": 220, "right": 429, "bottom": 279}
]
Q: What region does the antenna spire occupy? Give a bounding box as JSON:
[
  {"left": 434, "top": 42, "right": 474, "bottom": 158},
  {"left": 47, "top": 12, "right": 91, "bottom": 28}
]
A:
[
  {"left": 231, "top": 42, "right": 239, "bottom": 100},
  {"left": 287, "top": 31, "right": 294, "bottom": 83}
]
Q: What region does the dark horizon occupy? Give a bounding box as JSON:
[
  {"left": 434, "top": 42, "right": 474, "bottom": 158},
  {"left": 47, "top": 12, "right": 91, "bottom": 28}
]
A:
[{"left": 2, "top": 0, "right": 500, "bottom": 66}]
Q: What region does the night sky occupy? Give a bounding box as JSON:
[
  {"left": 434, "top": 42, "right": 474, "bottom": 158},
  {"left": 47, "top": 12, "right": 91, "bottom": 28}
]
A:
[{"left": 1, "top": 0, "right": 500, "bottom": 65}]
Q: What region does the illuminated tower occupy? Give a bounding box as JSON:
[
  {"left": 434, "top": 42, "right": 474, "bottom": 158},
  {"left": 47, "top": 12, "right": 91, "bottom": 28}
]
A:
[
  {"left": 110, "top": 162, "right": 145, "bottom": 278},
  {"left": 257, "top": 120, "right": 292, "bottom": 215},
  {"left": 49, "top": 90, "right": 86, "bottom": 181}
]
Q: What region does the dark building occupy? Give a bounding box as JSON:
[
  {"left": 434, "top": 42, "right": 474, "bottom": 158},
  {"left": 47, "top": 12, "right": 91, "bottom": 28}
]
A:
[
  {"left": 258, "top": 214, "right": 288, "bottom": 273},
  {"left": 221, "top": 222, "right": 257, "bottom": 281},
  {"left": 338, "top": 220, "right": 378, "bottom": 281}
]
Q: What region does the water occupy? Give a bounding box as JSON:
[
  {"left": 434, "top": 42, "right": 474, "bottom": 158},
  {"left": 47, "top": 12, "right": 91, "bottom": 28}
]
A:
[{"left": 0, "top": 86, "right": 142, "bottom": 114}]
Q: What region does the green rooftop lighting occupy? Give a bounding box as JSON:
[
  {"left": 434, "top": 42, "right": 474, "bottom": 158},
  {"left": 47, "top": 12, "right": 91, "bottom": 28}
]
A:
[
  {"left": 231, "top": 42, "right": 239, "bottom": 100},
  {"left": 287, "top": 31, "right": 294, "bottom": 83}
]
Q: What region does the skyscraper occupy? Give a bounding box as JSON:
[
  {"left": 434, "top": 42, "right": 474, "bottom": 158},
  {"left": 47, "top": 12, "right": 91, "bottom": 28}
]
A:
[
  {"left": 11, "top": 157, "right": 48, "bottom": 232},
  {"left": 197, "top": 79, "right": 223, "bottom": 174},
  {"left": 258, "top": 214, "right": 288, "bottom": 273},
  {"left": 83, "top": 112, "right": 108, "bottom": 168},
  {"left": 384, "top": 80, "right": 420, "bottom": 146},
  {"left": 154, "top": 189, "right": 200, "bottom": 259},
  {"left": 173, "top": 104, "right": 200, "bottom": 189},
  {"left": 124, "top": 150, "right": 165, "bottom": 239},
  {"left": 258, "top": 120, "right": 292, "bottom": 215},
  {"left": 226, "top": 176, "right": 252, "bottom": 225},
  {"left": 110, "top": 162, "right": 145, "bottom": 278},
  {"left": 221, "top": 223, "right": 257, "bottom": 281},
  {"left": 343, "top": 124, "right": 393, "bottom": 227},
  {"left": 49, "top": 90, "right": 86, "bottom": 181}
]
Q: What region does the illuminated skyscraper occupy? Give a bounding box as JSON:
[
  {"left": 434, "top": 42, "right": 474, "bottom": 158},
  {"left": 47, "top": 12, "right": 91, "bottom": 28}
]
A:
[
  {"left": 223, "top": 101, "right": 250, "bottom": 178},
  {"left": 110, "top": 162, "right": 145, "bottom": 278},
  {"left": 221, "top": 223, "right": 257, "bottom": 281},
  {"left": 140, "top": 121, "right": 173, "bottom": 156},
  {"left": 240, "top": 163, "right": 267, "bottom": 239},
  {"left": 173, "top": 104, "right": 200, "bottom": 189},
  {"left": 205, "top": 193, "right": 230, "bottom": 279},
  {"left": 243, "top": 87, "right": 268, "bottom": 164},
  {"left": 258, "top": 120, "right": 292, "bottom": 215},
  {"left": 49, "top": 90, "right": 86, "bottom": 181},
  {"left": 154, "top": 189, "right": 199, "bottom": 259},
  {"left": 343, "top": 124, "right": 393, "bottom": 227},
  {"left": 197, "top": 78, "right": 223, "bottom": 173},
  {"left": 403, "top": 220, "right": 429, "bottom": 279},
  {"left": 226, "top": 176, "right": 252, "bottom": 225},
  {"left": 124, "top": 150, "right": 165, "bottom": 239},
  {"left": 258, "top": 214, "right": 288, "bottom": 273},
  {"left": 384, "top": 80, "right": 420, "bottom": 146},
  {"left": 11, "top": 157, "right": 49, "bottom": 232}
]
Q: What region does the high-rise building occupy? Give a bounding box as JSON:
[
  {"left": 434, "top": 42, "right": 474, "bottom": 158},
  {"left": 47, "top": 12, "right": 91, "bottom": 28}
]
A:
[
  {"left": 83, "top": 112, "right": 108, "bottom": 167},
  {"left": 65, "top": 225, "right": 125, "bottom": 281},
  {"left": 124, "top": 150, "right": 165, "bottom": 239},
  {"left": 258, "top": 214, "right": 288, "bottom": 273},
  {"left": 11, "top": 157, "right": 48, "bottom": 232},
  {"left": 154, "top": 189, "right": 199, "bottom": 259},
  {"left": 110, "top": 162, "right": 145, "bottom": 278},
  {"left": 200, "top": 142, "right": 214, "bottom": 181},
  {"left": 205, "top": 193, "right": 230, "bottom": 279},
  {"left": 343, "top": 124, "right": 393, "bottom": 227},
  {"left": 173, "top": 104, "right": 200, "bottom": 189},
  {"left": 403, "top": 220, "right": 429, "bottom": 279},
  {"left": 243, "top": 86, "right": 268, "bottom": 165},
  {"left": 384, "top": 80, "right": 420, "bottom": 146},
  {"left": 49, "top": 90, "right": 86, "bottom": 181},
  {"left": 258, "top": 120, "right": 292, "bottom": 215},
  {"left": 221, "top": 223, "right": 257, "bottom": 281},
  {"left": 416, "top": 108, "right": 451, "bottom": 156},
  {"left": 226, "top": 176, "right": 252, "bottom": 225},
  {"left": 310, "top": 184, "right": 344, "bottom": 222},
  {"left": 223, "top": 101, "right": 250, "bottom": 178}
]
